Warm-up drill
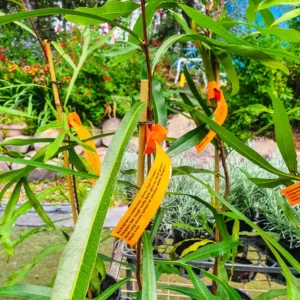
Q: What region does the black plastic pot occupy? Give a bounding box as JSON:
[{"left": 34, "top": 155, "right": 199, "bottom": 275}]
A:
[
  {"left": 192, "top": 285, "right": 252, "bottom": 300},
  {"left": 266, "top": 241, "right": 300, "bottom": 284},
  {"left": 226, "top": 257, "right": 257, "bottom": 283},
  {"left": 99, "top": 275, "right": 121, "bottom": 300}
]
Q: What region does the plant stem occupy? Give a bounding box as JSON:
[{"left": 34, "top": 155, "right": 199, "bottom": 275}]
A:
[
  {"left": 136, "top": 80, "right": 148, "bottom": 291},
  {"left": 20, "top": 0, "right": 48, "bottom": 62},
  {"left": 140, "top": 0, "right": 153, "bottom": 121},
  {"left": 220, "top": 140, "right": 230, "bottom": 200},
  {"left": 43, "top": 41, "right": 78, "bottom": 225},
  {"left": 212, "top": 57, "right": 220, "bottom": 296},
  {"left": 136, "top": 0, "right": 154, "bottom": 291}
]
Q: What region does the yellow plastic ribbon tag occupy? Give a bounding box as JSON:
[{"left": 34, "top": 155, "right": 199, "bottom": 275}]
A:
[
  {"left": 195, "top": 81, "right": 228, "bottom": 153},
  {"left": 281, "top": 182, "right": 300, "bottom": 206},
  {"left": 67, "top": 112, "right": 101, "bottom": 184},
  {"left": 112, "top": 143, "right": 172, "bottom": 246}
]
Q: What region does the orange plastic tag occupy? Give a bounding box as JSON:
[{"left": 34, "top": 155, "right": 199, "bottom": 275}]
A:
[
  {"left": 144, "top": 124, "right": 168, "bottom": 154},
  {"left": 281, "top": 182, "right": 300, "bottom": 206},
  {"left": 67, "top": 113, "right": 101, "bottom": 184},
  {"left": 195, "top": 81, "right": 228, "bottom": 153},
  {"left": 112, "top": 142, "right": 172, "bottom": 246}
]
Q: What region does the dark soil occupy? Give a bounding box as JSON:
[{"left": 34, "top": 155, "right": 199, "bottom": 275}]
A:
[{"left": 100, "top": 276, "right": 120, "bottom": 300}]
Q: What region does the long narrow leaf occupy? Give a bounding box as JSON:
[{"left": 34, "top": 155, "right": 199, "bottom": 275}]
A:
[
  {"left": 64, "top": 27, "right": 90, "bottom": 106},
  {"left": 152, "top": 80, "right": 167, "bottom": 127},
  {"left": 51, "top": 102, "right": 146, "bottom": 300},
  {"left": 1, "top": 180, "right": 22, "bottom": 223},
  {"left": 142, "top": 232, "right": 157, "bottom": 300},
  {"left": 0, "top": 285, "right": 51, "bottom": 300},
  {"left": 5, "top": 243, "right": 66, "bottom": 286},
  {"left": 0, "top": 8, "right": 141, "bottom": 42},
  {"left": 192, "top": 108, "right": 297, "bottom": 179},
  {"left": 179, "top": 241, "right": 240, "bottom": 263},
  {"left": 94, "top": 276, "right": 133, "bottom": 300},
  {"left": 0, "top": 156, "right": 98, "bottom": 180},
  {"left": 167, "top": 125, "right": 208, "bottom": 157},
  {"left": 183, "top": 266, "right": 217, "bottom": 299},
  {"left": 269, "top": 91, "right": 297, "bottom": 173},
  {"left": 272, "top": 8, "right": 300, "bottom": 26},
  {"left": 23, "top": 180, "right": 55, "bottom": 228}
]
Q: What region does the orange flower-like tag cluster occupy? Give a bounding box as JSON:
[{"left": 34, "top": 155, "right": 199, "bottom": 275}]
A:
[
  {"left": 68, "top": 112, "right": 101, "bottom": 184},
  {"left": 195, "top": 81, "right": 228, "bottom": 153},
  {"left": 144, "top": 124, "right": 168, "bottom": 154}
]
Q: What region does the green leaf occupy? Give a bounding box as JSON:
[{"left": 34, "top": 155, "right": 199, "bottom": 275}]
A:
[
  {"left": 167, "top": 125, "right": 208, "bottom": 157},
  {"left": 0, "top": 284, "right": 51, "bottom": 300},
  {"left": 179, "top": 93, "right": 202, "bottom": 126},
  {"left": 273, "top": 191, "right": 300, "bottom": 234},
  {"left": 169, "top": 10, "right": 192, "bottom": 33},
  {"left": 172, "top": 166, "right": 221, "bottom": 177},
  {"left": 265, "top": 241, "right": 300, "bottom": 299},
  {"left": 142, "top": 232, "right": 157, "bottom": 300},
  {"left": 0, "top": 11, "right": 36, "bottom": 37},
  {"left": 152, "top": 34, "right": 291, "bottom": 75},
  {"left": 260, "top": 27, "right": 300, "bottom": 43},
  {"left": 152, "top": 80, "right": 167, "bottom": 127},
  {"left": 178, "top": 4, "right": 245, "bottom": 45},
  {"left": 44, "top": 131, "right": 64, "bottom": 162},
  {"left": 232, "top": 104, "right": 273, "bottom": 115},
  {"left": 104, "top": 42, "right": 139, "bottom": 57},
  {"left": 272, "top": 8, "right": 300, "bottom": 26},
  {"left": 150, "top": 207, "right": 164, "bottom": 244},
  {"left": 167, "top": 192, "right": 230, "bottom": 241},
  {"left": 0, "top": 106, "right": 37, "bottom": 118},
  {"left": 258, "top": 0, "right": 300, "bottom": 10},
  {"left": 248, "top": 0, "right": 275, "bottom": 27},
  {"left": 52, "top": 41, "right": 75, "bottom": 69},
  {"left": 184, "top": 180, "right": 300, "bottom": 273},
  {"left": 224, "top": 20, "right": 300, "bottom": 42},
  {"left": 270, "top": 91, "right": 297, "bottom": 173},
  {"left": 214, "top": 51, "right": 239, "bottom": 95},
  {"left": 183, "top": 266, "right": 218, "bottom": 299},
  {"left": 183, "top": 66, "right": 211, "bottom": 116},
  {"left": 179, "top": 240, "right": 240, "bottom": 263},
  {"left": 200, "top": 270, "right": 242, "bottom": 300},
  {"left": 1, "top": 180, "right": 22, "bottom": 224},
  {"left": 129, "top": 0, "right": 161, "bottom": 44},
  {"left": 189, "top": 107, "right": 295, "bottom": 179},
  {"left": 87, "top": 28, "right": 115, "bottom": 55},
  {"left": 64, "top": 27, "right": 90, "bottom": 106},
  {"left": 246, "top": 0, "right": 258, "bottom": 22},
  {"left": 0, "top": 185, "right": 65, "bottom": 255},
  {"left": 65, "top": 2, "right": 139, "bottom": 25},
  {"left": 94, "top": 276, "right": 133, "bottom": 300},
  {"left": 244, "top": 176, "right": 293, "bottom": 188},
  {"left": 23, "top": 179, "right": 55, "bottom": 228},
  {"left": 51, "top": 102, "right": 146, "bottom": 300},
  {"left": 255, "top": 288, "right": 287, "bottom": 300},
  {"left": 68, "top": 148, "right": 88, "bottom": 173},
  {"left": 158, "top": 285, "right": 201, "bottom": 299},
  {"left": 5, "top": 243, "right": 66, "bottom": 286},
  {"left": 0, "top": 8, "right": 141, "bottom": 42},
  {"left": 0, "top": 169, "right": 22, "bottom": 185},
  {"left": 0, "top": 156, "right": 98, "bottom": 180}
]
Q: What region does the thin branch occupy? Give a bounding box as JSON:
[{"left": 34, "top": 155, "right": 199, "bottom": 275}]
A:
[
  {"left": 140, "top": 0, "right": 153, "bottom": 122},
  {"left": 20, "top": 0, "right": 49, "bottom": 63}
]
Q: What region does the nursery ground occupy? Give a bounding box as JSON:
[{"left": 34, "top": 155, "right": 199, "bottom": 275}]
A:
[{"left": 0, "top": 227, "right": 288, "bottom": 300}]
